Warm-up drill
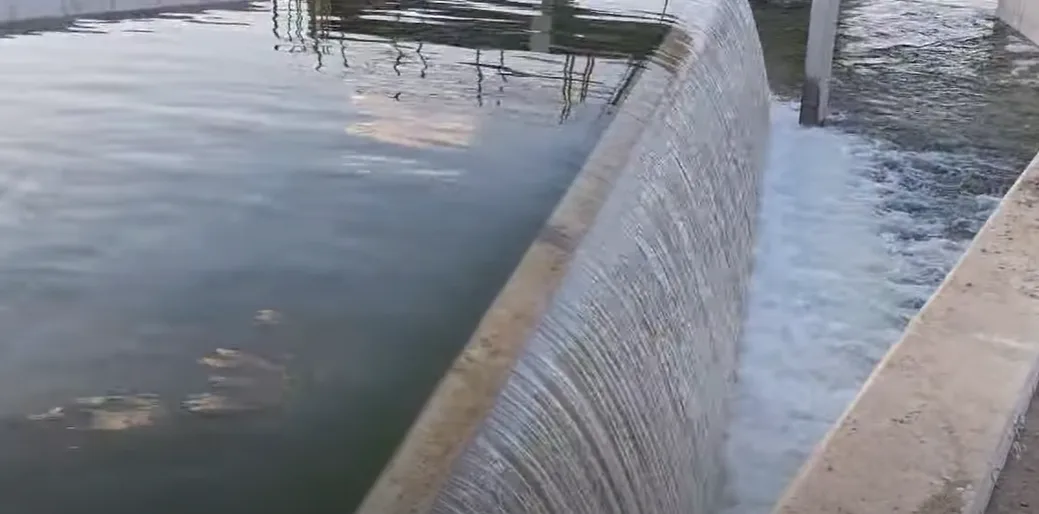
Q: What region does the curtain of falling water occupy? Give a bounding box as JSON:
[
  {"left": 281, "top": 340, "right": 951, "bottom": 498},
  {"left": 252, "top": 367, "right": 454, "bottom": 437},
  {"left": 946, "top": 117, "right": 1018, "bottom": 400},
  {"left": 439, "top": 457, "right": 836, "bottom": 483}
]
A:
[{"left": 425, "top": 0, "right": 770, "bottom": 511}]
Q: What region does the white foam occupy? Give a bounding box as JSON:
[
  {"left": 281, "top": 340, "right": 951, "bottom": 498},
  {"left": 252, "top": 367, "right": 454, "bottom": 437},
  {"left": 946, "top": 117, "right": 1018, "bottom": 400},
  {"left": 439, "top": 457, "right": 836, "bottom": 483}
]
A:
[{"left": 723, "top": 102, "right": 983, "bottom": 513}]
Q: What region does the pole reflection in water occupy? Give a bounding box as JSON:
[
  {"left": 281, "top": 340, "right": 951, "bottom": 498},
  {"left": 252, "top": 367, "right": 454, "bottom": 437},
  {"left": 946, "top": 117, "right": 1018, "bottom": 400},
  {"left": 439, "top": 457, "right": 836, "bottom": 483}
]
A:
[{"left": 271, "top": 0, "right": 663, "bottom": 121}]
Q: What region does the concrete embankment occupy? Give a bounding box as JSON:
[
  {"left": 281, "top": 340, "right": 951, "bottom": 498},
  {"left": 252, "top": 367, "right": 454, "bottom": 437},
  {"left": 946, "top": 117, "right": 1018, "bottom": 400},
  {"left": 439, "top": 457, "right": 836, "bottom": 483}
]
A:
[
  {"left": 999, "top": 0, "right": 1039, "bottom": 45},
  {"left": 0, "top": 0, "right": 245, "bottom": 26},
  {"left": 773, "top": 153, "right": 1039, "bottom": 514},
  {"left": 982, "top": 7, "right": 1039, "bottom": 509}
]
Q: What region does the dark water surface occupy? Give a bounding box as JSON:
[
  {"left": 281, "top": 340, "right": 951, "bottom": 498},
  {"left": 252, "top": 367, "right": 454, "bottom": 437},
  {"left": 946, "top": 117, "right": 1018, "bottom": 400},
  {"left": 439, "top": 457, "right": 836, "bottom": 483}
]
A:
[{"left": 0, "top": 1, "right": 669, "bottom": 512}]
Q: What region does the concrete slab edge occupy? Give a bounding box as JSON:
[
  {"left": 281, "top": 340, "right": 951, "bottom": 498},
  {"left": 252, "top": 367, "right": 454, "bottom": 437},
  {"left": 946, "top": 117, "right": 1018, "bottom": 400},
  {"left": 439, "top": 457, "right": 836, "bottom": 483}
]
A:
[
  {"left": 772, "top": 152, "right": 1039, "bottom": 514},
  {"left": 352, "top": 23, "right": 713, "bottom": 514}
]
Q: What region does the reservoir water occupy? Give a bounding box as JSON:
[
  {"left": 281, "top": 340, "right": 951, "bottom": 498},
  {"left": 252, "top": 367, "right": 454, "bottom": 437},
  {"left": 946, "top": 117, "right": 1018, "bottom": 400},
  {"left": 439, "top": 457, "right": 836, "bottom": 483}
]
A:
[{"left": 0, "top": 1, "right": 669, "bottom": 512}]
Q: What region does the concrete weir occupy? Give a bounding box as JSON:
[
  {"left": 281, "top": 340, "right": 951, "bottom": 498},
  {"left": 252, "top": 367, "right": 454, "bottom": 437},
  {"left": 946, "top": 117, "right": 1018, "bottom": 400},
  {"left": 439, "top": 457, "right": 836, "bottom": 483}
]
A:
[
  {"left": 0, "top": 0, "right": 246, "bottom": 26},
  {"left": 357, "top": 0, "right": 769, "bottom": 512},
  {"left": 773, "top": 153, "right": 1039, "bottom": 514}
]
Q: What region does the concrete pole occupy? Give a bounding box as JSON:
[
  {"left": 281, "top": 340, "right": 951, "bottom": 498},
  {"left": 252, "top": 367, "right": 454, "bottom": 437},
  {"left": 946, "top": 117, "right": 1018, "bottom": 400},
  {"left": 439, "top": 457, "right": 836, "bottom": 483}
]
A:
[
  {"left": 799, "top": 0, "right": 842, "bottom": 126},
  {"left": 998, "top": 0, "right": 1039, "bottom": 46},
  {"left": 529, "top": 0, "right": 555, "bottom": 53}
]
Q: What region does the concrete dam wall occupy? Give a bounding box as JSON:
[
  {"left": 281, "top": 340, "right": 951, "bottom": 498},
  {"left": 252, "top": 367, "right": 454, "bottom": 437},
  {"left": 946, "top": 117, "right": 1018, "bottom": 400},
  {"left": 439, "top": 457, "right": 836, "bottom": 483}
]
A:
[
  {"left": 999, "top": 0, "right": 1039, "bottom": 45},
  {"left": 0, "top": 0, "right": 244, "bottom": 25},
  {"left": 359, "top": 0, "right": 770, "bottom": 513}
]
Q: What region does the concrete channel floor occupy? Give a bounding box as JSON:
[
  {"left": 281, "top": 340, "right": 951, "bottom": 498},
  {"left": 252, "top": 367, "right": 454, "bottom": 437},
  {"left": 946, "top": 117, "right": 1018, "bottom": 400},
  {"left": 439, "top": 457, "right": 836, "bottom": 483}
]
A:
[{"left": 987, "top": 391, "right": 1039, "bottom": 513}]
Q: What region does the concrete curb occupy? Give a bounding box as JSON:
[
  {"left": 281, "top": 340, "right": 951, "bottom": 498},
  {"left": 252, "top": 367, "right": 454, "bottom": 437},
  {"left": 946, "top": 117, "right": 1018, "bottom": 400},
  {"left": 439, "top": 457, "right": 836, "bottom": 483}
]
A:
[{"left": 773, "top": 153, "right": 1039, "bottom": 514}]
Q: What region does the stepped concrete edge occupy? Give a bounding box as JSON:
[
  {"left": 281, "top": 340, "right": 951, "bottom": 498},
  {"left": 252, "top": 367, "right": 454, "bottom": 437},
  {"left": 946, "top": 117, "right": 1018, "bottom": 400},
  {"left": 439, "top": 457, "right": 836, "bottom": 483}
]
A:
[{"left": 773, "top": 152, "right": 1039, "bottom": 514}]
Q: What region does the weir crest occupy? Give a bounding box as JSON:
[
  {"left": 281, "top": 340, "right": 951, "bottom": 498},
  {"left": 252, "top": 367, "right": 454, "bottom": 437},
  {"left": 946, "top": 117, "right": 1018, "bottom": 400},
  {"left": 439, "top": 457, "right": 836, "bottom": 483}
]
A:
[{"left": 359, "top": 1, "right": 771, "bottom": 512}]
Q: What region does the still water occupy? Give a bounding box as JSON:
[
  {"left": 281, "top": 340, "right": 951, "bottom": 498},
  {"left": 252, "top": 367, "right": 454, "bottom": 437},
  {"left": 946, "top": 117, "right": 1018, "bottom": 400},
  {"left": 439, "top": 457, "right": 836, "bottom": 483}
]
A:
[
  {"left": 0, "top": 1, "right": 669, "bottom": 512},
  {"left": 726, "top": 0, "right": 1039, "bottom": 512}
]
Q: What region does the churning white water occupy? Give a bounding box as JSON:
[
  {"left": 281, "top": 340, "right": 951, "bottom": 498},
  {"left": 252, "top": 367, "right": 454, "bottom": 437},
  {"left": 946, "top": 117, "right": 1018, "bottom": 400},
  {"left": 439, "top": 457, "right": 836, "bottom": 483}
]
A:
[
  {"left": 724, "top": 102, "right": 986, "bottom": 512},
  {"left": 724, "top": 0, "right": 1039, "bottom": 509}
]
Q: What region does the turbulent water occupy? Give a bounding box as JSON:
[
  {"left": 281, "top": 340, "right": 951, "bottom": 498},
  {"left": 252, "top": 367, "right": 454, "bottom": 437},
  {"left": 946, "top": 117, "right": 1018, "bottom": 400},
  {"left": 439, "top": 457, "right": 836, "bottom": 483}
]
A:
[
  {"left": 387, "top": 1, "right": 771, "bottom": 513},
  {"left": 724, "top": 1, "right": 1039, "bottom": 512}
]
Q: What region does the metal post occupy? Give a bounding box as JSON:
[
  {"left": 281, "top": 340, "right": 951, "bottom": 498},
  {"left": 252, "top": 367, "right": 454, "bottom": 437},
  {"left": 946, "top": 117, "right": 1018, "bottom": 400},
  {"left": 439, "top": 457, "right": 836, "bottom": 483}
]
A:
[{"left": 799, "top": 0, "right": 842, "bottom": 126}]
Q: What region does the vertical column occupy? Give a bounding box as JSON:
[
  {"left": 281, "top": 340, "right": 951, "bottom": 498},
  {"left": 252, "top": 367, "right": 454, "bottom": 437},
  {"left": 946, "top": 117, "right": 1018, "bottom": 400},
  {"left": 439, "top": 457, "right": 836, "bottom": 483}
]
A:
[
  {"left": 998, "top": 0, "right": 1039, "bottom": 46},
  {"left": 529, "top": 0, "right": 554, "bottom": 53},
  {"left": 799, "top": 0, "right": 841, "bottom": 126}
]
